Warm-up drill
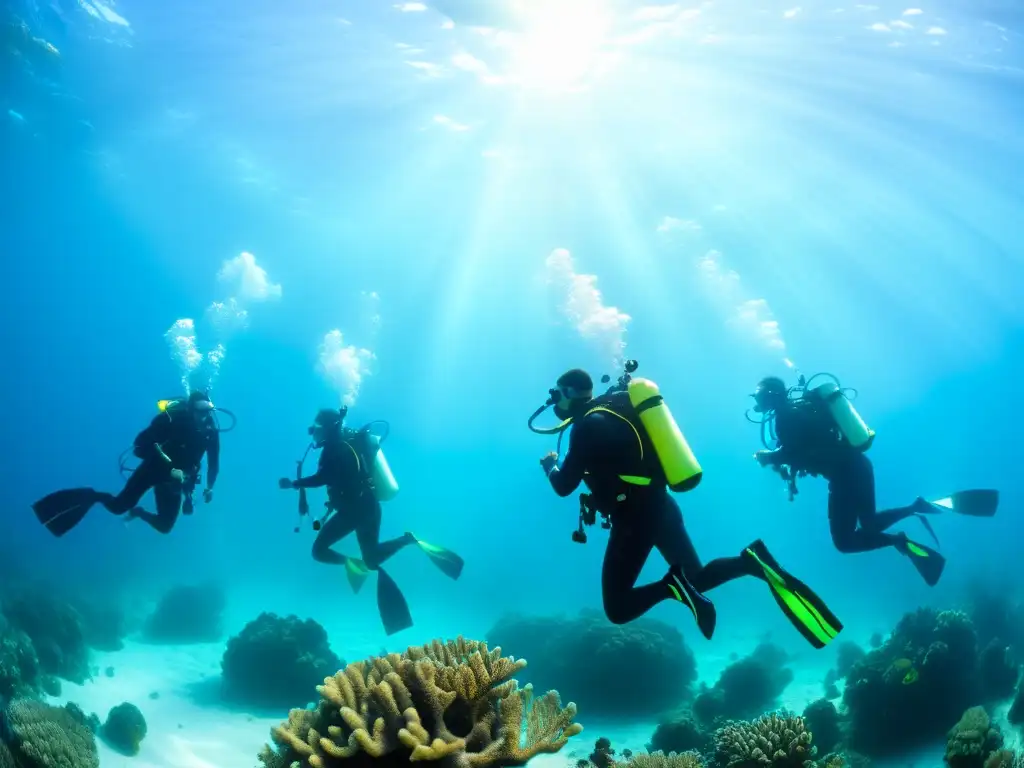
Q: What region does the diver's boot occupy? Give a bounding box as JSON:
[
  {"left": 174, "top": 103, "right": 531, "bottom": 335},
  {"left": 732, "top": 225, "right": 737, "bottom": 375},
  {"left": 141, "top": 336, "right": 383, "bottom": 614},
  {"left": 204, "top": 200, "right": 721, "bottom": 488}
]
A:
[
  {"left": 741, "top": 539, "right": 843, "bottom": 649},
  {"left": 893, "top": 533, "right": 946, "bottom": 587},
  {"left": 912, "top": 497, "right": 942, "bottom": 515},
  {"left": 665, "top": 565, "right": 717, "bottom": 640}
]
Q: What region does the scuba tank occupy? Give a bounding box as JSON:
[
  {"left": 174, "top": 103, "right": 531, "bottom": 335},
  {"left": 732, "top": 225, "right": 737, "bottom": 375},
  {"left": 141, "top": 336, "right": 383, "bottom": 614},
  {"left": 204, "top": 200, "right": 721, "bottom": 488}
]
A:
[
  {"left": 810, "top": 380, "right": 875, "bottom": 451},
  {"left": 626, "top": 377, "right": 702, "bottom": 492},
  {"left": 363, "top": 430, "right": 399, "bottom": 502}
]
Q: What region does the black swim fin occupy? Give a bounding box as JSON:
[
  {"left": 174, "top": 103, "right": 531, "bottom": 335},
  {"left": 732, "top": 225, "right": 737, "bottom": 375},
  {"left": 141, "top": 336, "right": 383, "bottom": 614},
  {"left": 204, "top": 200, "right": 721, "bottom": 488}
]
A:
[
  {"left": 897, "top": 535, "right": 946, "bottom": 587},
  {"left": 666, "top": 565, "right": 717, "bottom": 640},
  {"left": 408, "top": 532, "right": 464, "bottom": 580},
  {"left": 743, "top": 539, "right": 843, "bottom": 650},
  {"left": 376, "top": 567, "right": 413, "bottom": 636},
  {"left": 32, "top": 488, "right": 100, "bottom": 538},
  {"left": 929, "top": 489, "right": 999, "bottom": 518}
]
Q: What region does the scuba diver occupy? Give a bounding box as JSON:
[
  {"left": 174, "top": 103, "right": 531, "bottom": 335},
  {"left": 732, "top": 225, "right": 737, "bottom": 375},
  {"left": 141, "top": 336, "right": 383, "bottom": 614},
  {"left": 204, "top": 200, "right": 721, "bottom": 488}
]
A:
[
  {"left": 278, "top": 407, "right": 463, "bottom": 636},
  {"left": 749, "top": 373, "right": 999, "bottom": 587},
  {"left": 32, "top": 391, "right": 227, "bottom": 537},
  {"left": 530, "top": 361, "right": 844, "bottom": 650}
]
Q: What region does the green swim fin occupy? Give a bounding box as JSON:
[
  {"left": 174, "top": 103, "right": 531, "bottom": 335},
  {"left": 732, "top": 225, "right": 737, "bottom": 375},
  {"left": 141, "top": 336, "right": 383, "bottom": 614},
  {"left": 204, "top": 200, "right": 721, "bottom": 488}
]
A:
[
  {"left": 743, "top": 539, "right": 843, "bottom": 650},
  {"left": 408, "top": 533, "right": 464, "bottom": 580},
  {"left": 32, "top": 488, "right": 100, "bottom": 538},
  {"left": 926, "top": 489, "right": 999, "bottom": 518},
  {"left": 897, "top": 535, "right": 946, "bottom": 586},
  {"left": 376, "top": 567, "right": 413, "bottom": 636},
  {"left": 343, "top": 556, "right": 370, "bottom": 594}
]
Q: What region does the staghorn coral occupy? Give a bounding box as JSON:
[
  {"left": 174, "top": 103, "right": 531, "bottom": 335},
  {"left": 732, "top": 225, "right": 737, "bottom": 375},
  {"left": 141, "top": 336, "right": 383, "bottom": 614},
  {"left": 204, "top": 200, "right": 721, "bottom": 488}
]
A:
[
  {"left": 621, "top": 751, "right": 704, "bottom": 768},
  {"left": 713, "top": 712, "right": 815, "bottom": 768},
  {"left": 945, "top": 707, "right": 1003, "bottom": 768},
  {"left": 258, "top": 636, "right": 582, "bottom": 768},
  {"left": 2, "top": 698, "right": 99, "bottom": 768}
]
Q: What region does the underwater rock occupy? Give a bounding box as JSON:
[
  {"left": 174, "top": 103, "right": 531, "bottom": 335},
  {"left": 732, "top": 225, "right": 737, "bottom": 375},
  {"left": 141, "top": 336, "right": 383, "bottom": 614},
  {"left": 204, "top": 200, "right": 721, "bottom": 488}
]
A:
[
  {"left": 977, "top": 640, "right": 1019, "bottom": 702},
  {"left": 802, "top": 699, "right": 842, "bottom": 754},
  {"left": 257, "top": 636, "right": 582, "bottom": 768},
  {"left": 100, "top": 702, "right": 147, "bottom": 756},
  {"left": 945, "top": 706, "right": 1003, "bottom": 768},
  {"left": 39, "top": 675, "right": 60, "bottom": 697},
  {"left": 834, "top": 641, "right": 866, "bottom": 679},
  {"left": 142, "top": 583, "right": 226, "bottom": 644},
  {"left": 487, "top": 609, "right": 697, "bottom": 719},
  {"left": 843, "top": 607, "right": 984, "bottom": 756},
  {"left": 70, "top": 597, "right": 128, "bottom": 652},
  {"left": 648, "top": 711, "right": 710, "bottom": 755},
  {"left": 964, "top": 579, "right": 1024, "bottom": 657},
  {"left": 221, "top": 612, "right": 343, "bottom": 710},
  {"left": 590, "top": 737, "right": 615, "bottom": 768},
  {"left": 1, "top": 590, "right": 90, "bottom": 683},
  {"left": 869, "top": 632, "right": 883, "bottom": 649},
  {"left": 691, "top": 641, "right": 793, "bottom": 727}
]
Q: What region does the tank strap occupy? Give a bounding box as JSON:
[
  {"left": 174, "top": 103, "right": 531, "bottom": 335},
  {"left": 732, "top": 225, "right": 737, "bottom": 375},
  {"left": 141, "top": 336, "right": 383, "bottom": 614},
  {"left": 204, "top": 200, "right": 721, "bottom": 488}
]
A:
[
  {"left": 619, "top": 475, "right": 652, "bottom": 486},
  {"left": 633, "top": 394, "right": 663, "bottom": 415}
]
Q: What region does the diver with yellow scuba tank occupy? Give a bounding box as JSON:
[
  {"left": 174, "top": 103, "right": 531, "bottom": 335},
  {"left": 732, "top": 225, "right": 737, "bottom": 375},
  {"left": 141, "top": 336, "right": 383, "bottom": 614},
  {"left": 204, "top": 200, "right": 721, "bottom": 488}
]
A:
[
  {"left": 31, "top": 390, "right": 232, "bottom": 537},
  {"left": 278, "top": 407, "right": 463, "bottom": 636},
  {"left": 748, "top": 373, "right": 1000, "bottom": 587},
  {"left": 531, "top": 361, "right": 844, "bottom": 650}
]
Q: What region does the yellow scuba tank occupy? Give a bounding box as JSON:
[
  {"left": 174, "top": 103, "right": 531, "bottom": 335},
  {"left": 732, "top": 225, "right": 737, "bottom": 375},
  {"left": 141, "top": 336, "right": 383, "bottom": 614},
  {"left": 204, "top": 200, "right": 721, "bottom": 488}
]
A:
[
  {"left": 364, "top": 432, "right": 399, "bottom": 502},
  {"left": 626, "top": 378, "right": 702, "bottom": 492},
  {"left": 812, "top": 381, "right": 875, "bottom": 451}
]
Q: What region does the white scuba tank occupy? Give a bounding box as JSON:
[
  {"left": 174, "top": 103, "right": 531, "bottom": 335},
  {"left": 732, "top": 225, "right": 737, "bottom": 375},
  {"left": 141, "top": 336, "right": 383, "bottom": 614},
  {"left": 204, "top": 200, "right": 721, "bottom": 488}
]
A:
[
  {"left": 812, "top": 382, "right": 875, "bottom": 451},
  {"left": 365, "top": 432, "right": 399, "bottom": 501}
]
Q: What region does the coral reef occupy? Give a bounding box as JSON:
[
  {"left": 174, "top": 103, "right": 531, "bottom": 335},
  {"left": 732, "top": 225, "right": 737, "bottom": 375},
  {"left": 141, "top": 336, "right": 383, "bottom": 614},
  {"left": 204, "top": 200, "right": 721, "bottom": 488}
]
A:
[
  {"left": 486, "top": 609, "right": 696, "bottom": 718},
  {"left": 589, "top": 737, "right": 615, "bottom": 768},
  {"left": 713, "top": 712, "right": 815, "bottom": 768},
  {"left": 984, "top": 751, "right": 1024, "bottom": 768},
  {"left": 222, "top": 612, "right": 343, "bottom": 710},
  {"left": 964, "top": 579, "right": 1024, "bottom": 656},
  {"left": 623, "top": 752, "right": 704, "bottom": 768},
  {"left": 648, "top": 711, "right": 710, "bottom": 755},
  {"left": 100, "top": 702, "right": 148, "bottom": 756},
  {"left": 257, "top": 636, "right": 582, "bottom": 768},
  {"left": 833, "top": 642, "right": 865, "bottom": 680},
  {"left": 692, "top": 642, "right": 793, "bottom": 727},
  {"left": 0, "top": 623, "right": 40, "bottom": 699},
  {"left": 1009, "top": 678, "right": 1024, "bottom": 725},
  {"left": 843, "top": 607, "right": 981, "bottom": 756},
  {"left": 801, "top": 700, "right": 841, "bottom": 755},
  {"left": 945, "top": 707, "right": 1003, "bottom": 768},
  {"left": 1, "top": 698, "right": 99, "bottom": 768},
  {"left": 978, "top": 640, "right": 1019, "bottom": 702},
  {"left": 71, "top": 597, "right": 128, "bottom": 652},
  {"left": 0, "top": 591, "right": 90, "bottom": 683},
  {"left": 143, "top": 583, "right": 226, "bottom": 643}
]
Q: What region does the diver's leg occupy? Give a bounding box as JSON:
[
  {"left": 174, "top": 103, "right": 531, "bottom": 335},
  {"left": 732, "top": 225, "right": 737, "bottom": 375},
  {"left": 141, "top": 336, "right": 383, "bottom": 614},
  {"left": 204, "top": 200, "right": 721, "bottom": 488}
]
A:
[
  {"left": 849, "top": 457, "right": 923, "bottom": 531},
  {"left": 828, "top": 480, "right": 899, "bottom": 553},
  {"left": 129, "top": 482, "right": 182, "bottom": 534},
  {"left": 654, "top": 496, "right": 756, "bottom": 592},
  {"left": 311, "top": 507, "right": 358, "bottom": 565},
  {"left": 354, "top": 497, "right": 415, "bottom": 569},
  {"left": 601, "top": 511, "right": 665, "bottom": 625},
  {"left": 96, "top": 463, "right": 157, "bottom": 515}
]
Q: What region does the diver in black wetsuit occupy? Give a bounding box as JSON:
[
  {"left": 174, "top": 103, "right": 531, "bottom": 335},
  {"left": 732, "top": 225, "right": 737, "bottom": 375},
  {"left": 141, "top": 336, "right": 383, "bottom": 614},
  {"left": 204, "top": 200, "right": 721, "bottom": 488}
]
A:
[
  {"left": 750, "top": 375, "right": 999, "bottom": 586},
  {"left": 537, "top": 367, "right": 843, "bottom": 649},
  {"left": 278, "top": 407, "right": 463, "bottom": 636},
  {"left": 32, "top": 391, "right": 221, "bottom": 537}
]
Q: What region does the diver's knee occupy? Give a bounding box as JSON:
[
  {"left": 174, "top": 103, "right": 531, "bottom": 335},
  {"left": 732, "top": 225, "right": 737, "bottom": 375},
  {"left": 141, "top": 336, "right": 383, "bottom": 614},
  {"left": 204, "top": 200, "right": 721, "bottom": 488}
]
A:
[
  {"left": 602, "top": 600, "right": 630, "bottom": 626},
  {"left": 311, "top": 545, "right": 331, "bottom": 563},
  {"left": 832, "top": 536, "right": 858, "bottom": 554},
  {"left": 152, "top": 520, "right": 176, "bottom": 535}
]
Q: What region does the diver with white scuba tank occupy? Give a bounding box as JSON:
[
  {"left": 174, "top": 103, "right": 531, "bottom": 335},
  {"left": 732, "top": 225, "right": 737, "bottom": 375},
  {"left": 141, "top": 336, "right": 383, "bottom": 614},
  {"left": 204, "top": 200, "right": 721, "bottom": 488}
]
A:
[
  {"left": 748, "top": 372, "right": 1000, "bottom": 587},
  {"left": 529, "top": 360, "right": 844, "bottom": 650},
  {"left": 278, "top": 407, "right": 463, "bottom": 636}
]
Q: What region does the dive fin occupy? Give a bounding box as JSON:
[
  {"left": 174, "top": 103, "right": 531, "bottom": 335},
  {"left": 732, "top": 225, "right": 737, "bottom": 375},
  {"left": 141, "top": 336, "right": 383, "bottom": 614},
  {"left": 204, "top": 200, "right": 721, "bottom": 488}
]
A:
[
  {"left": 898, "top": 536, "right": 946, "bottom": 587},
  {"left": 409, "top": 533, "right": 464, "bottom": 580},
  {"left": 743, "top": 539, "right": 843, "bottom": 649},
  {"left": 32, "top": 488, "right": 100, "bottom": 538},
  {"left": 376, "top": 567, "right": 413, "bottom": 636},
  {"left": 666, "top": 566, "right": 717, "bottom": 640},
  {"left": 343, "top": 556, "right": 370, "bottom": 594},
  {"left": 929, "top": 489, "right": 999, "bottom": 518}
]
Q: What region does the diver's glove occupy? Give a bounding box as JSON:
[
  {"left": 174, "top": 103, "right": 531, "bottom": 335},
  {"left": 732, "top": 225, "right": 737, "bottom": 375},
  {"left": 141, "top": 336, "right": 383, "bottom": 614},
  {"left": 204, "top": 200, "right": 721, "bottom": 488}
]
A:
[
  {"left": 540, "top": 452, "right": 559, "bottom": 476},
  {"left": 170, "top": 468, "right": 186, "bottom": 483},
  {"left": 754, "top": 450, "right": 778, "bottom": 468},
  {"left": 278, "top": 477, "right": 296, "bottom": 490},
  {"left": 203, "top": 488, "right": 214, "bottom": 503}
]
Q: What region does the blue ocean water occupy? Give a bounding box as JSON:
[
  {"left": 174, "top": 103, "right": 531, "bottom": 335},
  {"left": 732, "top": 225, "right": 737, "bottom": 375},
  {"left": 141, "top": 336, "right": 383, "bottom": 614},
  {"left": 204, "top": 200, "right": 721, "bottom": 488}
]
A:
[{"left": 1, "top": 1, "right": 1022, "bottom": 766}]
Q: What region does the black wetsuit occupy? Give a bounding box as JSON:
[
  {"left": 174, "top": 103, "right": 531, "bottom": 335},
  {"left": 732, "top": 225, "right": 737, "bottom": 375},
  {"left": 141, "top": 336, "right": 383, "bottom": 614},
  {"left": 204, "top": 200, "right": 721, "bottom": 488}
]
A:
[
  {"left": 294, "top": 432, "right": 412, "bottom": 568},
  {"left": 97, "top": 408, "right": 219, "bottom": 534},
  {"left": 766, "top": 400, "right": 917, "bottom": 553},
  {"left": 547, "top": 391, "right": 757, "bottom": 625}
]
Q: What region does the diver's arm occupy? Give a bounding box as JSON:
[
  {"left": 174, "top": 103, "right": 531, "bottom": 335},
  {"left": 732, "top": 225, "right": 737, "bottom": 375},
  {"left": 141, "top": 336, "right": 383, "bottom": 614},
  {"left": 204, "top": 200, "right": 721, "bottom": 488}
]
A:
[
  {"left": 292, "top": 446, "right": 334, "bottom": 489},
  {"left": 205, "top": 430, "right": 220, "bottom": 489},
  {"left": 547, "top": 423, "right": 589, "bottom": 497},
  {"left": 133, "top": 414, "right": 173, "bottom": 463}
]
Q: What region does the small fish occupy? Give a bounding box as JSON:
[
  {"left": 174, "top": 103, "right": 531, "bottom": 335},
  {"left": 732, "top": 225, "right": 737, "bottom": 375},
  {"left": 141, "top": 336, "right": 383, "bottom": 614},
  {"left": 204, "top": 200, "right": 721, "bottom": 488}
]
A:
[
  {"left": 902, "top": 667, "right": 919, "bottom": 685},
  {"left": 890, "top": 657, "right": 919, "bottom": 685}
]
